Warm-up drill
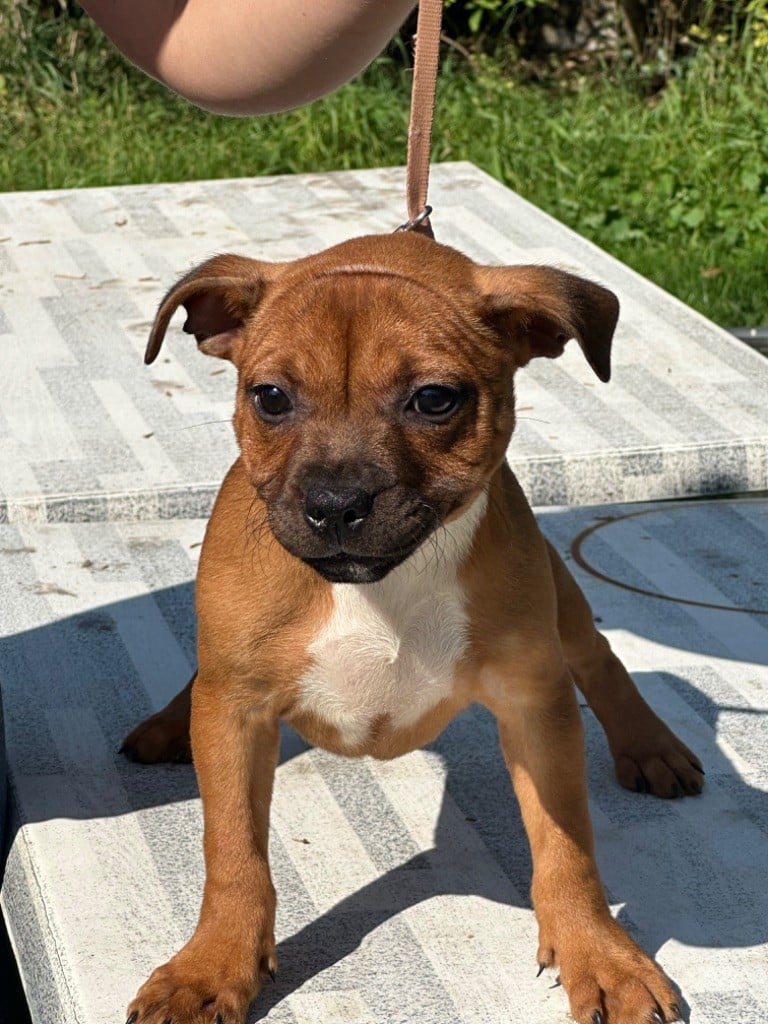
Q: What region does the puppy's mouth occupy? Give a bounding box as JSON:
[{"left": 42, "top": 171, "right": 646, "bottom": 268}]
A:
[
  {"left": 300, "top": 521, "right": 439, "bottom": 584},
  {"left": 304, "top": 552, "right": 404, "bottom": 584}
]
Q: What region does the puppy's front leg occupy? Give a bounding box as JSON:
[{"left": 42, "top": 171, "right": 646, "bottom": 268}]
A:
[
  {"left": 495, "top": 668, "right": 682, "bottom": 1024},
  {"left": 127, "top": 674, "right": 278, "bottom": 1024}
]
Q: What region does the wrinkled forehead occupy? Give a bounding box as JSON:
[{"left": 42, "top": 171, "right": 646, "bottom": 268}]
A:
[{"left": 243, "top": 267, "right": 490, "bottom": 384}]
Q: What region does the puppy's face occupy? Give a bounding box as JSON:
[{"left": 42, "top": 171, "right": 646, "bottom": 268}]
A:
[
  {"left": 147, "top": 235, "right": 618, "bottom": 582},
  {"left": 231, "top": 273, "right": 513, "bottom": 583}
]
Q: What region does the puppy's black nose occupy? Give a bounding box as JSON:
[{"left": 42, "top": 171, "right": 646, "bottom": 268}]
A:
[{"left": 304, "top": 485, "right": 373, "bottom": 536}]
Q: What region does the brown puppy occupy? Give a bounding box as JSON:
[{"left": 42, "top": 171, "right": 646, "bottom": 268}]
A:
[{"left": 124, "top": 233, "right": 702, "bottom": 1024}]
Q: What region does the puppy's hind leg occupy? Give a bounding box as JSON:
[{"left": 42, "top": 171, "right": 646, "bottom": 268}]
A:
[
  {"left": 121, "top": 672, "right": 194, "bottom": 764},
  {"left": 547, "top": 541, "right": 704, "bottom": 798}
]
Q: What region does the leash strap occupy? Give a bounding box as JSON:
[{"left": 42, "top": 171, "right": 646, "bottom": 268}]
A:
[{"left": 397, "top": 0, "right": 443, "bottom": 238}]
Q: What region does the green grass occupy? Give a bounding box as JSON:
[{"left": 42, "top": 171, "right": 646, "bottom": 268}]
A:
[{"left": 2, "top": 39, "right": 766, "bottom": 326}]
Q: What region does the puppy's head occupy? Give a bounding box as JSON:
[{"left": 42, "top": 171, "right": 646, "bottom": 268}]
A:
[{"left": 147, "top": 234, "right": 618, "bottom": 583}]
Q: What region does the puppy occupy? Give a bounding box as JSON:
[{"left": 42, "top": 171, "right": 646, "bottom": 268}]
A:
[{"left": 123, "top": 232, "right": 702, "bottom": 1024}]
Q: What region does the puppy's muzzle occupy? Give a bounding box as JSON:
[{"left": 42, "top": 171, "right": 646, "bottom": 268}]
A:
[
  {"left": 304, "top": 484, "right": 373, "bottom": 542},
  {"left": 278, "top": 476, "right": 436, "bottom": 584}
]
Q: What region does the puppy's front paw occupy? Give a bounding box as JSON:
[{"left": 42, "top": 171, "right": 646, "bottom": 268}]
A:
[
  {"left": 120, "top": 709, "right": 192, "bottom": 765},
  {"left": 538, "top": 917, "right": 682, "bottom": 1024},
  {"left": 126, "top": 941, "right": 276, "bottom": 1024},
  {"left": 610, "top": 715, "right": 703, "bottom": 799}
]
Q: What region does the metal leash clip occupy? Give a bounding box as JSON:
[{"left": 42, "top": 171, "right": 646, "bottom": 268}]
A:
[{"left": 394, "top": 205, "right": 433, "bottom": 233}]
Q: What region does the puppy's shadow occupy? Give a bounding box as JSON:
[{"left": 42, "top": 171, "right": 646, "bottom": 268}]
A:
[
  {"left": 252, "top": 673, "right": 768, "bottom": 1021},
  {"left": 604, "top": 672, "right": 768, "bottom": 959},
  {"left": 254, "top": 706, "right": 532, "bottom": 1021}
]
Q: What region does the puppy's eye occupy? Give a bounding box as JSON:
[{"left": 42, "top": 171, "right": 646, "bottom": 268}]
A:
[
  {"left": 252, "top": 385, "right": 293, "bottom": 420},
  {"left": 409, "top": 385, "right": 462, "bottom": 420}
]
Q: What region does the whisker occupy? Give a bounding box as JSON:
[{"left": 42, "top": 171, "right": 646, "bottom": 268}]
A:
[
  {"left": 415, "top": 500, "right": 443, "bottom": 575},
  {"left": 170, "top": 419, "right": 233, "bottom": 431}
]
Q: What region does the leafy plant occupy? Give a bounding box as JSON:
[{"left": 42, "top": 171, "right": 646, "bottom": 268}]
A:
[{"left": 445, "top": 0, "right": 554, "bottom": 35}]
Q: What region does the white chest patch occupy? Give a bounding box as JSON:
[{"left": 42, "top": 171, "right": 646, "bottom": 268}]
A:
[{"left": 297, "top": 493, "right": 488, "bottom": 748}]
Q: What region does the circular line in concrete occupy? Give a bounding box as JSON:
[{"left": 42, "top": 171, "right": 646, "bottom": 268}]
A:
[{"left": 569, "top": 504, "right": 768, "bottom": 616}]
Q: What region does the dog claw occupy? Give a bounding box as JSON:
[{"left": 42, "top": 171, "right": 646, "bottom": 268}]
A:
[
  {"left": 125, "top": 1014, "right": 138, "bottom": 1024},
  {"left": 671, "top": 1002, "right": 682, "bottom": 1018},
  {"left": 536, "top": 963, "right": 546, "bottom": 977},
  {"left": 592, "top": 1011, "right": 604, "bottom": 1024},
  {"left": 635, "top": 776, "right": 647, "bottom": 793},
  {"left": 268, "top": 967, "right": 277, "bottom": 983},
  {"left": 671, "top": 783, "right": 683, "bottom": 798}
]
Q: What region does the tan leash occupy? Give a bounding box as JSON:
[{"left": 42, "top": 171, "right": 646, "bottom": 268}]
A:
[{"left": 396, "top": 0, "right": 444, "bottom": 239}]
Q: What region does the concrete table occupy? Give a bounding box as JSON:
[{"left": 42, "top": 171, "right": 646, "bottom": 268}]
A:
[{"left": 1, "top": 165, "right": 767, "bottom": 1023}]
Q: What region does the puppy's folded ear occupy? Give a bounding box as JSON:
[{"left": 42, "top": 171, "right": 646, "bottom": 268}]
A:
[
  {"left": 144, "top": 254, "right": 282, "bottom": 364},
  {"left": 474, "top": 265, "right": 619, "bottom": 383}
]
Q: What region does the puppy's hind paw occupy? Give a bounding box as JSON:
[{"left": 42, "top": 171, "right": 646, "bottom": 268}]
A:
[
  {"left": 610, "top": 714, "right": 704, "bottom": 800},
  {"left": 120, "top": 710, "right": 192, "bottom": 765},
  {"left": 614, "top": 744, "right": 703, "bottom": 800}
]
